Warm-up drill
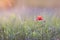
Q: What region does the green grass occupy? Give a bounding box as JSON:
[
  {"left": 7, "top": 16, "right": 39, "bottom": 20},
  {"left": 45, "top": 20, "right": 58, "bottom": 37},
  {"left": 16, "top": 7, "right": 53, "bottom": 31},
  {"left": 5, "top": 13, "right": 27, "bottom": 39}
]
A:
[{"left": 0, "top": 14, "right": 60, "bottom": 40}]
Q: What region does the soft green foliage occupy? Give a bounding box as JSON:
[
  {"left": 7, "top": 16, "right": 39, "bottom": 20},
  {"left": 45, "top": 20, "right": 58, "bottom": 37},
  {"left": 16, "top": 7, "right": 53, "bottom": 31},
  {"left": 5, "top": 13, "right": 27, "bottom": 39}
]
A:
[{"left": 0, "top": 15, "right": 60, "bottom": 40}]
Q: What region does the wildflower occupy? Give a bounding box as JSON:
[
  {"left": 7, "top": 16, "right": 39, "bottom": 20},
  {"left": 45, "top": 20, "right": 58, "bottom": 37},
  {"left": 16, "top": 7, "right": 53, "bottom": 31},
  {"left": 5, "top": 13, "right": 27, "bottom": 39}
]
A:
[{"left": 36, "top": 16, "right": 43, "bottom": 21}]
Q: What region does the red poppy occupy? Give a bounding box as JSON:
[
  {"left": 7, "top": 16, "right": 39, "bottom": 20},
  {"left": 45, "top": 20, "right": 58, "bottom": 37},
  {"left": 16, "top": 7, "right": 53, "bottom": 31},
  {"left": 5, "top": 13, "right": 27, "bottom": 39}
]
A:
[{"left": 36, "top": 16, "right": 43, "bottom": 21}]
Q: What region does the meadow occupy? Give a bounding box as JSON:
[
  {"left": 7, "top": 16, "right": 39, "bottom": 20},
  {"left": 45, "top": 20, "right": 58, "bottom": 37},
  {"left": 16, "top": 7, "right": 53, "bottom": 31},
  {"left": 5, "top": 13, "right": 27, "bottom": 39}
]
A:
[
  {"left": 0, "top": 14, "right": 60, "bottom": 40},
  {"left": 0, "top": 0, "right": 60, "bottom": 40}
]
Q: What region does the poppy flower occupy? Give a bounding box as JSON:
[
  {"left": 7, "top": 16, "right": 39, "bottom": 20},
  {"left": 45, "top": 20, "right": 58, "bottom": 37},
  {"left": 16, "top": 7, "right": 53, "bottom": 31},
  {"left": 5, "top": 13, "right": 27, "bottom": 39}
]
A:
[{"left": 36, "top": 16, "right": 43, "bottom": 21}]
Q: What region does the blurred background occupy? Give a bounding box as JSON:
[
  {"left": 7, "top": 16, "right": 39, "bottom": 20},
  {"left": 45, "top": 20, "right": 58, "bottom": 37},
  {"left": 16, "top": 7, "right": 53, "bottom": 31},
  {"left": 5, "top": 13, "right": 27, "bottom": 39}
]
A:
[{"left": 0, "top": 0, "right": 60, "bottom": 18}]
